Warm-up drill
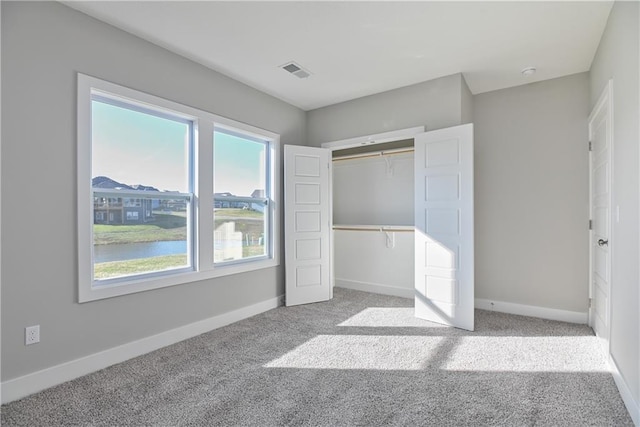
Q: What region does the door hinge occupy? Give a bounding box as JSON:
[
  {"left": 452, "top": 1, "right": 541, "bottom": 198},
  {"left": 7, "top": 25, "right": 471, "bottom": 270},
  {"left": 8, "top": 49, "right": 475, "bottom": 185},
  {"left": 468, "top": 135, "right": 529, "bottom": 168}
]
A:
[
  {"left": 588, "top": 141, "right": 592, "bottom": 151},
  {"left": 589, "top": 219, "right": 593, "bottom": 230},
  {"left": 589, "top": 298, "right": 593, "bottom": 309}
]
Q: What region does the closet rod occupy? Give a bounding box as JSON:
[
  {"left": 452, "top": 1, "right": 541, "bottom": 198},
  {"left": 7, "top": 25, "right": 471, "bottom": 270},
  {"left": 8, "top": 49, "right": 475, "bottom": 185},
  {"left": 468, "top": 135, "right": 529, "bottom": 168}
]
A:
[
  {"left": 333, "top": 226, "right": 414, "bottom": 233},
  {"left": 332, "top": 147, "right": 414, "bottom": 162}
]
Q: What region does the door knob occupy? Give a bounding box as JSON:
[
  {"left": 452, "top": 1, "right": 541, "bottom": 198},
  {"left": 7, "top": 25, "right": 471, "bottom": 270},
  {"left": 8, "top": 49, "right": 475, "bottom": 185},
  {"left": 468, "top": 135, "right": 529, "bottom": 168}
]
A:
[{"left": 598, "top": 239, "right": 609, "bottom": 247}]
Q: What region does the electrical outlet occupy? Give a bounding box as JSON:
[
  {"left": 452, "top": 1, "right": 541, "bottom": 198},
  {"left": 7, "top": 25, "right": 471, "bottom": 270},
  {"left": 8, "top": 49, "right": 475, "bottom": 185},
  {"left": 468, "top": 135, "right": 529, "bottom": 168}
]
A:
[{"left": 25, "top": 325, "right": 40, "bottom": 345}]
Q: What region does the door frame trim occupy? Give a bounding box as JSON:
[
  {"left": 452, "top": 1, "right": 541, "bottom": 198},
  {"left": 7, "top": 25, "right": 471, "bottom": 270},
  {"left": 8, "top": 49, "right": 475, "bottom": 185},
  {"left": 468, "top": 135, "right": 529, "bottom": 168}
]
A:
[
  {"left": 587, "top": 79, "right": 613, "bottom": 354},
  {"left": 320, "top": 126, "right": 424, "bottom": 292},
  {"left": 320, "top": 126, "right": 425, "bottom": 151}
]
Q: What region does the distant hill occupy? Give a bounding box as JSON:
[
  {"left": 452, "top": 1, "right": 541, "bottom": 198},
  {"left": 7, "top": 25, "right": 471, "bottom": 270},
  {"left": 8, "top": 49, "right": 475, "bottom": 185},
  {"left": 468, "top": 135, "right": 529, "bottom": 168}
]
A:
[
  {"left": 92, "top": 176, "right": 159, "bottom": 192},
  {"left": 131, "top": 184, "right": 160, "bottom": 192}
]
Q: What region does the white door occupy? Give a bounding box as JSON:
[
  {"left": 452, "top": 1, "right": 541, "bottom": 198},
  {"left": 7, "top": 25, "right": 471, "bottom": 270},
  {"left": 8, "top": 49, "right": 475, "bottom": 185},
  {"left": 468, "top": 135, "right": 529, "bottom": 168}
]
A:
[
  {"left": 414, "top": 124, "right": 474, "bottom": 331},
  {"left": 284, "top": 145, "right": 332, "bottom": 306},
  {"left": 589, "top": 81, "right": 612, "bottom": 350}
]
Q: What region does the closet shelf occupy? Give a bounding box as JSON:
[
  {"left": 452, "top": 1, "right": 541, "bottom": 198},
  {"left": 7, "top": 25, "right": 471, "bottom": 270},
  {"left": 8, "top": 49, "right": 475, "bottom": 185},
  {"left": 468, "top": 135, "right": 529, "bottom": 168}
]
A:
[
  {"left": 332, "top": 148, "right": 414, "bottom": 162},
  {"left": 333, "top": 224, "right": 414, "bottom": 232}
]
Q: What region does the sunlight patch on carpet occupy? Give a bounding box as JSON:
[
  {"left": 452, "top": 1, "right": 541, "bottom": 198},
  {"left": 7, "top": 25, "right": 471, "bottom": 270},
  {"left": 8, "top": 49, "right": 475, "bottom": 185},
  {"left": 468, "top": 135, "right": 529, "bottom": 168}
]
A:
[
  {"left": 264, "top": 334, "right": 609, "bottom": 373},
  {"left": 264, "top": 335, "right": 445, "bottom": 370},
  {"left": 441, "top": 336, "right": 609, "bottom": 372}
]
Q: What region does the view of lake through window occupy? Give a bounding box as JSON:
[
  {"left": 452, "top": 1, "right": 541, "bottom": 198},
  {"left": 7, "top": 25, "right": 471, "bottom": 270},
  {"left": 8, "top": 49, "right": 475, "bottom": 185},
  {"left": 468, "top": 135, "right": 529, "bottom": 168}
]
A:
[
  {"left": 80, "top": 75, "right": 278, "bottom": 301},
  {"left": 91, "top": 100, "right": 270, "bottom": 281},
  {"left": 91, "top": 99, "right": 192, "bottom": 280}
]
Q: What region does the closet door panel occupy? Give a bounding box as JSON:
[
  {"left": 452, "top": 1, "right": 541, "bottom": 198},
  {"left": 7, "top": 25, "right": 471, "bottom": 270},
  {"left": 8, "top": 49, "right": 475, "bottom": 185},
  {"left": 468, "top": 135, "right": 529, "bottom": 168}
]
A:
[
  {"left": 415, "top": 124, "right": 474, "bottom": 331},
  {"left": 284, "top": 145, "right": 332, "bottom": 306}
]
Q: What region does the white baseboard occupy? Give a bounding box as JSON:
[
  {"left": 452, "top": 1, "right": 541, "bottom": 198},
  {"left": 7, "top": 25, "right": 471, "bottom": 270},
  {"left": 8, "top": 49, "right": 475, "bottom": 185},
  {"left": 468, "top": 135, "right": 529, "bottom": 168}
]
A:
[
  {"left": 474, "top": 298, "right": 588, "bottom": 324},
  {"left": 1, "top": 295, "right": 283, "bottom": 404},
  {"left": 334, "top": 284, "right": 588, "bottom": 324},
  {"left": 609, "top": 354, "right": 640, "bottom": 426},
  {"left": 335, "top": 279, "right": 413, "bottom": 299}
]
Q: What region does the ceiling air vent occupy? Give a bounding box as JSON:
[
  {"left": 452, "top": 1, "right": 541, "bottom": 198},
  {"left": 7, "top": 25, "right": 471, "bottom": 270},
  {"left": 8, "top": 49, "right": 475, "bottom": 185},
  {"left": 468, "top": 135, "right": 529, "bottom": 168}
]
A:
[{"left": 280, "top": 61, "right": 311, "bottom": 79}]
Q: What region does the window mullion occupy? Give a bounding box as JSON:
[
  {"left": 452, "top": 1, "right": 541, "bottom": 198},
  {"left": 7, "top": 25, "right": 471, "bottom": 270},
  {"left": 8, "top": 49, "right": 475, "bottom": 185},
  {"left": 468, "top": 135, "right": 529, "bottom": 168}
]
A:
[
  {"left": 268, "top": 139, "right": 279, "bottom": 262},
  {"left": 196, "top": 120, "right": 215, "bottom": 272}
]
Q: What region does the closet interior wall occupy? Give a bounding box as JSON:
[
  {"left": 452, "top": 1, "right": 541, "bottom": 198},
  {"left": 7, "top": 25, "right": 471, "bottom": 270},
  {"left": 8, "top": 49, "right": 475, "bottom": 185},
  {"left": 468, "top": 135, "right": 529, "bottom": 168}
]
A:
[{"left": 332, "top": 141, "right": 415, "bottom": 298}]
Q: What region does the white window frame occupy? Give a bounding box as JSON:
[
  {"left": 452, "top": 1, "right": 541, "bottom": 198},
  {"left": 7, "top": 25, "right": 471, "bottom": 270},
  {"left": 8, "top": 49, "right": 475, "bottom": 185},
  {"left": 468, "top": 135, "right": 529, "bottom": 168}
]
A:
[
  {"left": 213, "top": 127, "right": 273, "bottom": 265},
  {"left": 78, "top": 74, "right": 280, "bottom": 302}
]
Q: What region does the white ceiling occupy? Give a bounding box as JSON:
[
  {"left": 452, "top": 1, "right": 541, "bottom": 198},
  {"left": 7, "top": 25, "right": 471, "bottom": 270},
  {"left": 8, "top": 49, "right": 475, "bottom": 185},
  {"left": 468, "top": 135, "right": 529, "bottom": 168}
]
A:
[{"left": 64, "top": 1, "right": 613, "bottom": 111}]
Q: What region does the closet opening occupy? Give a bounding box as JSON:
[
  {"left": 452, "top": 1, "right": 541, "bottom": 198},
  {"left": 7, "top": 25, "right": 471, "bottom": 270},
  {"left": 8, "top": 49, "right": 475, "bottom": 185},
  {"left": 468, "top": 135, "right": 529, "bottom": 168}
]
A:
[
  {"left": 329, "top": 137, "right": 417, "bottom": 299},
  {"left": 285, "top": 123, "right": 474, "bottom": 330}
]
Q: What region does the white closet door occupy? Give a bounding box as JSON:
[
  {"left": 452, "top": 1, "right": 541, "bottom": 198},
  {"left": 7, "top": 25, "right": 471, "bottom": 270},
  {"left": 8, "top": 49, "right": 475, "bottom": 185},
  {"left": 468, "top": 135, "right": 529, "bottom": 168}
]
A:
[
  {"left": 414, "top": 124, "right": 474, "bottom": 331},
  {"left": 284, "top": 145, "right": 332, "bottom": 306}
]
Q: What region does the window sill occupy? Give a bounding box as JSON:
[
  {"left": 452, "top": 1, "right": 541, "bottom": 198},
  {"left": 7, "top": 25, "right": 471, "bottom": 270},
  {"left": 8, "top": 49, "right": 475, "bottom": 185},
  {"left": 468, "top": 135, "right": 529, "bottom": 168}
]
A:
[{"left": 79, "top": 257, "right": 279, "bottom": 303}]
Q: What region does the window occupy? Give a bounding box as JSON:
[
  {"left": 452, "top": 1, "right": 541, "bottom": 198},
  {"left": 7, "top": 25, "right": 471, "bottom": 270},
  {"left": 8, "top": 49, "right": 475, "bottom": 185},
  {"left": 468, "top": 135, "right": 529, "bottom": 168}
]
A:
[
  {"left": 125, "top": 211, "right": 139, "bottom": 221},
  {"left": 78, "top": 74, "right": 280, "bottom": 302},
  {"left": 213, "top": 128, "right": 270, "bottom": 263},
  {"left": 91, "top": 97, "right": 193, "bottom": 280}
]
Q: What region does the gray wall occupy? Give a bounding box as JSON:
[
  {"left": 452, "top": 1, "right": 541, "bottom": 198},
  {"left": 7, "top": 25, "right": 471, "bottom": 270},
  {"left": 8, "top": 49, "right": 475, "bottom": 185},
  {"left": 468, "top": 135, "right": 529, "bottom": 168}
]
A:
[
  {"left": 461, "top": 76, "right": 474, "bottom": 124},
  {"left": 589, "top": 0, "right": 640, "bottom": 406},
  {"left": 333, "top": 153, "right": 414, "bottom": 226},
  {"left": 474, "top": 73, "right": 590, "bottom": 313},
  {"left": 309, "top": 70, "right": 590, "bottom": 314},
  {"left": 1, "top": 2, "right": 306, "bottom": 380},
  {"left": 307, "top": 73, "right": 467, "bottom": 146}
]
